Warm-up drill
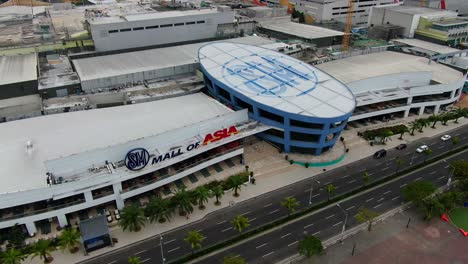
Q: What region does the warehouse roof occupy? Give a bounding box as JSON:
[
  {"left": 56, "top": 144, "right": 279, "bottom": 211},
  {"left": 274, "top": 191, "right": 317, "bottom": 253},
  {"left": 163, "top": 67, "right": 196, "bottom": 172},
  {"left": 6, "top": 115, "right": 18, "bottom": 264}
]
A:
[
  {"left": 72, "top": 36, "right": 276, "bottom": 82},
  {"left": 259, "top": 21, "right": 345, "bottom": 40},
  {"left": 0, "top": 54, "right": 37, "bottom": 86},
  {"left": 376, "top": 5, "right": 456, "bottom": 16},
  {"left": 392, "top": 38, "right": 459, "bottom": 55},
  {"left": 199, "top": 43, "right": 355, "bottom": 118},
  {"left": 0, "top": 93, "right": 231, "bottom": 194},
  {"left": 316, "top": 51, "right": 463, "bottom": 86}
]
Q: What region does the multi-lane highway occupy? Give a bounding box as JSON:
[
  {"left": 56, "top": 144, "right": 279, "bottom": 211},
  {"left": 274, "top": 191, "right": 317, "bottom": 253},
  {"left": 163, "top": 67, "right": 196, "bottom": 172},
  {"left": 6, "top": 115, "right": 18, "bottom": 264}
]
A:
[{"left": 81, "top": 125, "right": 468, "bottom": 264}]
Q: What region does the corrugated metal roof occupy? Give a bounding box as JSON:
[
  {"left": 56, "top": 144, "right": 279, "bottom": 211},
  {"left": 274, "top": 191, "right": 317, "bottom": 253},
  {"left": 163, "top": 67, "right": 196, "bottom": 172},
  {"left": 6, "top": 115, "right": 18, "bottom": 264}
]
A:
[
  {"left": 259, "top": 21, "right": 345, "bottom": 40},
  {"left": 0, "top": 53, "right": 37, "bottom": 86}
]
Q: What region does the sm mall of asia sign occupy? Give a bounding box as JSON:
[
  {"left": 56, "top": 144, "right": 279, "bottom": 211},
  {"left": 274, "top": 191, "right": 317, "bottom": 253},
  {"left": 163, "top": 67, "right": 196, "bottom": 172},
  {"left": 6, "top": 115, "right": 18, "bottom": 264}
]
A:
[{"left": 125, "top": 126, "right": 238, "bottom": 171}]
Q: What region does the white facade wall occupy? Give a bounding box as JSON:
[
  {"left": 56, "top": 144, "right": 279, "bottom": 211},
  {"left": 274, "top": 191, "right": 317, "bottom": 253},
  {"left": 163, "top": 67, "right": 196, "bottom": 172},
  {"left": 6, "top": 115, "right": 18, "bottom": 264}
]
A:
[
  {"left": 89, "top": 11, "right": 234, "bottom": 52},
  {"left": 368, "top": 7, "right": 419, "bottom": 37},
  {"left": 290, "top": 0, "right": 396, "bottom": 25}
]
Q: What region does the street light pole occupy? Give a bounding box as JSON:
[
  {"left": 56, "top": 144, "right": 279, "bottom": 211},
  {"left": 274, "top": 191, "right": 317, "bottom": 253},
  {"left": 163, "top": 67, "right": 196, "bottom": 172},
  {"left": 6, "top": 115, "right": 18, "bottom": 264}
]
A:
[
  {"left": 442, "top": 159, "right": 454, "bottom": 187},
  {"left": 309, "top": 180, "right": 320, "bottom": 205},
  {"left": 154, "top": 223, "right": 166, "bottom": 264},
  {"left": 336, "top": 203, "right": 348, "bottom": 243}
]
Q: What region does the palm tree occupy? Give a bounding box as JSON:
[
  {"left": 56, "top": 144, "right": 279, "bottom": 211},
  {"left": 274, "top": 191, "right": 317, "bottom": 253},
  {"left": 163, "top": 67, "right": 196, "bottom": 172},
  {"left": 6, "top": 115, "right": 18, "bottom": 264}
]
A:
[
  {"left": 232, "top": 215, "right": 250, "bottom": 233},
  {"left": 228, "top": 175, "right": 245, "bottom": 197},
  {"left": 416, "top": 118, "right": 428, "bottom": 133},
  {"left": 451, "top": 108, "right": 468, "bottom": 123},
  {"left": 193, "top": 186, "right": 212, "bottom": 210},
  {"left": 211, "top": 184, "right": 224, "bottom": 206},
  {"left": 281, "top": 197, "right": 300, "bottom": 215},
  {"left": 441, "top": 112, "right": 453, "bottom": 126},
  {"left": 326, "top": 184, "right": 336, "bottom": 201},
  {"left": 395, "top": 158, "right": 404, "bottom": 173},
  {"left": 0, "top": 248, "right": 26, "bottom": 264},
  {"left": 144, "top": 196, "right": 173, "bottom": 223},
  {"left": 58, "top": 227, "right": 81, "bottom": 253},
  {"left": 397, "top": 126, "right": 409, "bottom": 140},
  {"left": 223, "top": 254, "right": 247, "bottom": 264},
  {"left": 363, "top": 172, "right": 371, "bottom": 185},
  {"left": 428, "top": 114, "right": 441, "bottom": 129},
  {"left": 408, "top": 121, "right": 419, "bottom": 136},
  {"left": 171, "top": 188, "right": 194, "bottom": 216},
  {"left": 31, "top": 239, "right": 55, "bottom": 263},
  {"left": 423, "top": 148, "right": 433, "bottom": 163},
  {"left": 128, "top": 256, "right": 142, "bottom": 264},
  {"left": 184, "top": 230, "right": 205, "bottom": 254},
  {"left": 119, "top": 204, "right": 146, "bottom": 232},
  {"left": 354, "top": 207, "right": 379, "bottom": 231}
]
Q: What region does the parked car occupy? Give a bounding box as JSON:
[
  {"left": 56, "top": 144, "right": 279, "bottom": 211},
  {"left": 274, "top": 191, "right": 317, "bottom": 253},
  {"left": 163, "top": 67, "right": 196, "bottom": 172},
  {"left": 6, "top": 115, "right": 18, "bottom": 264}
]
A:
[
  {"left": 441, "top": 134, "right": 451, "bottom": 141},
  {"left": 416, "top": 145, "right": 429, "bottom": 153},
  {"left": 373, "top": 149, "right": 387, "bottom": 159},
  {"left": 396, "top": 144, "right": 407, "bottom": 150}
]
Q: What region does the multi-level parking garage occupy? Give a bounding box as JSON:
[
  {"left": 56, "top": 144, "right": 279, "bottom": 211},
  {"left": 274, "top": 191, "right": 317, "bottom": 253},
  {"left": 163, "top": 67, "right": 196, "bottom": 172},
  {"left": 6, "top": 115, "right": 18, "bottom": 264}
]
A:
[{"left": 199, "top": 43, "right": 356, "bottom": 155}]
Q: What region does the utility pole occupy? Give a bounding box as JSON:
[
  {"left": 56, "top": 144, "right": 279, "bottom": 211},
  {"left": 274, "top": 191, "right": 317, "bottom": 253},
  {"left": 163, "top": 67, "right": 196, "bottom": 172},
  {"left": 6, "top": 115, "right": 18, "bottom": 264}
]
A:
[
  {"left": 337, "top": 203, "right": 348, "bottom": 243},
  {"left": 309, "top": 180, "right": 321, "bottom": 205}
]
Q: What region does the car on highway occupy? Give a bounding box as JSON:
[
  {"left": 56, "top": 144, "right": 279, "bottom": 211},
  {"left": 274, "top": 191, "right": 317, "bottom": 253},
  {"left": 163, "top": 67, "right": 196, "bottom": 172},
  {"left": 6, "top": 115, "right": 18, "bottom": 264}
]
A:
[
  {"left": 441, "top": 134, "right": 451, "bottom": 141},
  {"left": 396, "top": 144, "right": 407, "bottom": 150},
  {"left": 373, "top": 149, "right": 387, "bottom": 159},
  {"left": 416, "top": 145, "right": 429, "bottom": 153}
]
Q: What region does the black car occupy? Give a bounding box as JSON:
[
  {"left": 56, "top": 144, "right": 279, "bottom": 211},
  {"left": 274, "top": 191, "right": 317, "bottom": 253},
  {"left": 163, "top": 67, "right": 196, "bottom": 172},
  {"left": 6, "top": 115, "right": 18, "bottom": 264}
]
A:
[
  {"left": 396, "top": 144, "right": 407, "bottom": 150},
  {"left": 373, "top": 149, "right": 387, "bottom": 159}
]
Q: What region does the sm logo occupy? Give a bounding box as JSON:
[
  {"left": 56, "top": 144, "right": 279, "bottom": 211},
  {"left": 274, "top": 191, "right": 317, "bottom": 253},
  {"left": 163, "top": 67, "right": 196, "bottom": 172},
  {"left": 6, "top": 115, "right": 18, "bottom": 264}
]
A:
[
  {"left": 125, "top": 148, "right": 150, "bottom": 171},
  {"left": 203, "top": 126, "right": 238, "bottom": 145}
]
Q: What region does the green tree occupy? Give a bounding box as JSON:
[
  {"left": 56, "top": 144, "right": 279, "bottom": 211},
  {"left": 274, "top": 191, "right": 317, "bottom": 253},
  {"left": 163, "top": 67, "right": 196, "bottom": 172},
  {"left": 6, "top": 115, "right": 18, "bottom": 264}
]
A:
[
  {"left": 423, "top": 148, "right": 433, "bottom": 163},
  {"left": 223, "top": 254, "right": 246, "bottom": 264},
  {"left": 395, "top": 158, "right": 405, "bottom": 173},
  {"left": 381, "top": 129, "right": 393, "bottom": 144},
  {"left": 144, "top": 196, "right": 173, "bottom": 223},
  {"left": 193, "top": 186, "right": 212, "bottom": 210},
  {"left": 31, "top": 239, "right": 55, "bottom": 263},
  {"left": 326, "top": 184, "right": 336, "bottom": 201},
  {"left": 420, "top": 197, "right": 444, "bottom": 220},
  {"left": 232, "top": 215, "right": 250, "bottom": 233},
  {"left": 362, "top": 172, "right": 371, "bottom": 186},
  {"left": 451, "top": 160, "right": 468, "bottom": 179},
  {"left": 119, "top": 204, "right": 146, "bottom": 232},
  {"left": 403, "top": 180, "right": 436, "bottom": 206},
  {"left": 184, "top": 230, "right": 205, "bottom": 253},
  {"left": 452, "top": 136, "right": 461, "bottom": 145},
  {"left": 397, "top": 125, "right": 409, "bottom": 139},
  {"left": 7, "top": 224, "right": 26, "bottom": 247},
  {"left": 428, "top": 114, "right": 441, "bottom": 129},
  {"left": 281, "top": 197, "right": 300, "bottom": 215},
  {"left": 128, "top": 256, "right": 142, "bottom": 264},
  {"left": 0, "top": 248, "right": 26, "bottom": 264},
  {"left": 451, "top": 108, "right": 468, "bottom": 123},
  {"left": 408, "top": 121, "right": 420, "bottom": 136},
  {"left": 441, "top": 112, "right": 453, "bottom": 126},
  {"left": 416, "top": 118, "right": 429, "bottom": 133},
  {"left": 355, "top": 207, "right": 379, "bottom": 231},
  {"left": 58, "top": 227, "right": 81, "bottom": 253},
  {"left": 228, "top": 175, "right": 245, "bottom": 197},
  {"left": 438, "top": 191, "right": 463, "bottom": 213},
  {"left": 298, "top": 235, "right": 324, "bottom": 258},
  {"left": 171, "top": 188, "right": 194, "bottom": 216},
  {"left": 211, "top": 184, "right": 224, "bottom": 206}
]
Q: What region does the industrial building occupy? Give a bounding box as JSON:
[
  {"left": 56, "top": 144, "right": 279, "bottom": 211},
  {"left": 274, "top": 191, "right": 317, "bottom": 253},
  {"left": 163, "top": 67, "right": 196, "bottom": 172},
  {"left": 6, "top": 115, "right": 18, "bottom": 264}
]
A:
[
  {"left": 404, "top": 0, "right": 468, "bottom": 15},
  {"left": 0, "top": 54, "right": 38, "bottom": 100},
  {"left": 316, "top": 51, "right": 465, "bottom": 126},
  {"left": 0, "top": 92, "right": 269, "bottom": 235},
  {"left": 289, "top": 0, "right": 396, "bottom": 26},
  {"left": 369, "top": 5, "right": 468, "bottom": 46},
  {"left": 199, "top": 42, "right": 356, "bottom": 155},
  {"left": 87, "top": 9, "right": 235, "bottom": 52}
]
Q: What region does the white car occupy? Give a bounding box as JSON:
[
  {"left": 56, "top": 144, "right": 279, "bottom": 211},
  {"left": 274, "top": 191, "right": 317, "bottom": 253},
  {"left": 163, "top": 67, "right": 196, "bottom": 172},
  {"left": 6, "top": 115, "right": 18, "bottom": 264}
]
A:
[
  {"left": 416, "top": 145, "right": 429, "bottom": 153},
  {"left": 441, "top": 134, "right": 451, "bottom": 141}
]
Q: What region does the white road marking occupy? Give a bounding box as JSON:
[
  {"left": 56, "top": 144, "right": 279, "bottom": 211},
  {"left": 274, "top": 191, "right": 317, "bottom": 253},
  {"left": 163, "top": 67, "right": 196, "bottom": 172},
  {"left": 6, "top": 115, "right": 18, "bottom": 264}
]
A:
[
  {"left": 384, "top": 191, "right": 391, "bottom": 195},
  {"left": 241, "top": 211, "right": 252, "bottom": 216},
  {"left": 377, "top": 197, "right": 384, "bottom": 202},
  {"left": 312, "top": 231, "right": 321, "bottom": 236},
  {"left": 438, "top": 145, "right": 445, "bottom": 149},
  {"left": 269, "top": 209, "right": 280, "bottom": 214},
  {"left": 256, "top": 243, "right": 268, "bottom": 249},
  {"left": 333, "top": 221, "right": 343, "bottom": 227},
  {"left": 325, "top": 214, "right": 335, "bottom": 219},
  {"left": 168, "top": 247, "right": 180, "bottom": 253},
  {"left": 286, "top": 195, "right": 295, "bottom": 199},
  {"left": 304, "top": 223, "right": 314, "bottom": 229},
  {"left": 134, "top": 250, "right": 147, "bottom": 255},
  {"left": 324, "top": 181, "right": 332, "bottom": 186},
  {"left": 444, "top": 165, "right": 450, "bottom": 169},
  {"left": 348, "top": 180, "right": 357, "bottom": 184},
  {"left": 281, "top": 233, "right": 291, "bottom": 239},
  {"left": 414, "top": 177, "right": 422, "bottom": 181},
  {"left": 375, "top": 162, "right": 382, "bottom": 166},
  {"left": 248, "top": 218, "right": 257, "bottom": 222},
  {"left": 381, "top": 167, "right": 389, "bottom": 171},
  {"left": 392, "top": 196, "right": 400, "bottom": 201},
  {"left": 106, "top": 262, "right": 117, "bottom": 264},
  {"left": 368, "top": 172, "right": 374, "bottom": 176},
  {"left": 141, "top": 259, "right": 151, "bottom": 263},
  {"left": 262, "top": 252, "right": 275, "bottom": 258},
  {"left": 429, "top": 171, "right": 437, "bottom": 175},
  {"left": 346, "top": 206, "right": 355, "bottom": 211},
  {"left": 366, "top": 197, "right": 374, "bottom": 202},
  {"left": 388, "top": 157, "right": 396, "bottom": 161},
  {"left": 221, "top": 227, "right": 233, "bottom": 232},
  {"left": 288, "top": 241, "right": 298, "bottom": 247},
  {"left": 400, "top": 183, "right": 407, "bottom": 188},
  {"left": 359, "top": 168, "right": 366, "bottom": 172},
  {"left": 342, "top": 175, "right": 350, "bottom": 179},
  {"left": 438, "top": 176, "right": 445, "bottom": 180},
  {"left": 264, "top": 203, "right": 273, "bottom": 208},
  {"left": 311, "top": 194, "right": 321, "bottom": 198},
  {"left": 163, "top": 239, "right": 176, "bottom": 245},
  {"left": 217, "top": 220, "right": 227, "bottom": 225},
  {"left": 374, "top": 204, "right": 383, "bottom": 209}
]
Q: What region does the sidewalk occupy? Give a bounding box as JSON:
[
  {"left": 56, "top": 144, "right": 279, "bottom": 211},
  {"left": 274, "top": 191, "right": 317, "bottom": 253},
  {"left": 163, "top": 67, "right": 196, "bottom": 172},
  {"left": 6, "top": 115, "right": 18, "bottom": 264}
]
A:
[
  {"left": 293, "top": 209, "right": 468, "bottom": 264},
  {"left": 24, "top": 118, "right": 468, "bottom": 264}
]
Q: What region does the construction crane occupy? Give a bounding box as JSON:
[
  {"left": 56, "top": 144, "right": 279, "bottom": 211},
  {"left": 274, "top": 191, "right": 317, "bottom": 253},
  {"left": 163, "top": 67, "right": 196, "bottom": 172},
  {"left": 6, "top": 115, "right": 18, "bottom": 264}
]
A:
[{"left": 342, "top": 0, "right": 354, "bottom": 51}]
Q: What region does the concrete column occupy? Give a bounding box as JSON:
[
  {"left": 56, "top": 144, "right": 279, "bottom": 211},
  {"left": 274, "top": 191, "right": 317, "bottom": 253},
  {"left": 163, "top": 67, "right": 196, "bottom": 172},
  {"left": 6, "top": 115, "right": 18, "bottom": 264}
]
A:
[
  {"left": 25, "top": 222, "right": 37, "bottom": 236},
  {"left": 404, "top": 109, "right": 410, "bottom": 118},
  {"left": 57, "top": 214, "right": 68, "bottom": 227},
  {"left": 113, "top": 183, "right": 125, "bottom": 210},
  {"left": 84, "top": 191, "right": 93, "bottom": 202},
  {"left": 407, "top": 96, "right": 413, "bottom": 105},
  {"left": 450, "top": 90, "right": 456, "bottom": 98},
  {"left": 418, "top": 106, "right": 425, "bottom": 116},
  {"left": 434, "top": 104, "right": 441, "bottom": 114},
  {"left": 284, "top": 117, "right": 291, "bottom": 153}
]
